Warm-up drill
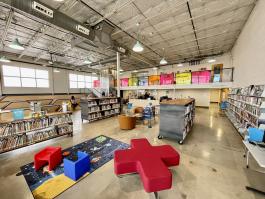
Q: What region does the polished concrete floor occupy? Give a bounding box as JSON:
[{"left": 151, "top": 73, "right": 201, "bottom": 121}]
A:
[{"left": 0, "top": 105, "right": 264, "bottom": 199}]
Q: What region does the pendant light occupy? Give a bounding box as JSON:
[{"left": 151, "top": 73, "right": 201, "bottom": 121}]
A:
[
  {"left": 83, "top": 58, "right": 92, "bottom": 64},
  {"left": 208, "top": 59, "right": 216, "bottom": 63},
  {"left": 0, "top": 56, "right": 11, "bottom": 63},
  {"left": 9, "top": 38, "right": 25, "bottom": 50},
  {"left": 133, "top": 23, "right": 144, "bottom": 52},
  {"left": 160, "top": 48, "right": 167, "bottom": 65},
  {"left": 133, "top": 41, "right": 144, "bottom": 52}
]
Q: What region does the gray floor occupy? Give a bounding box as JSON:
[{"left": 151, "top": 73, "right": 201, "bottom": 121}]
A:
[{"left": 0, "top": 105, "right": 264, "bottom": 199}]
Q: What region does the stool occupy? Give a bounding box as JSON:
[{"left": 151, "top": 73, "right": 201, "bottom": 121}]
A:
[
  {"left": 114, "top": 138, "right": 180, "bottom": 198},
  {"left": 34, "top": 146, "right": 62, "bottom": 171},
  {"left": 64, "top": 151, "right": 90, "bottom": 181}
]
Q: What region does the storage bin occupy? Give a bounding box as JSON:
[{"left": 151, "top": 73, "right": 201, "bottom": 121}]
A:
[{"left": 12, "top": 109, "right": 24, "bottom": 120}]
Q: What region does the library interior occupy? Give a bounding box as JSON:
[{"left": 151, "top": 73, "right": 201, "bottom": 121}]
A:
[{"left": 0, "top": 0, "right": 265, "bottom": 199}]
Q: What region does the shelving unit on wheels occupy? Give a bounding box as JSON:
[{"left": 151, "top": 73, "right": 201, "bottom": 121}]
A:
[
  {"left": 0, "top": 112, "right": 73, "bottom": 154},
  {"left": 226, "top": 85, "right": 265, "bottom": 138},
  {"left": 80, "top": 97, "right": 120, "bottom": 123},
  {"left": 158, "top": 98, "right": 195, "bottom": 144}
]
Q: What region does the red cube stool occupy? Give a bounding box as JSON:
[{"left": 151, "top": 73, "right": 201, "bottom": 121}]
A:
[
  {"left": 34, "top": 146, "right": 62, "bottom": 171},
  {"left": 114, "top": 138, "right": 180, "bottom": 198}
]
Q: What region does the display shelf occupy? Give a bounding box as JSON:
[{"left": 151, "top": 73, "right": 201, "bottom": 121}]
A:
[
  {"left": 226, "top": 85, "right": 265, "bottom": 137},
  {"left": 0, "top": 112, "right": 73, "bottom": 154},
  {"left": 80, "top": 97, "right": 120, "bottom": 123},
  {"left": 158, "top": 98, "right": 195, "bottom": 144}
]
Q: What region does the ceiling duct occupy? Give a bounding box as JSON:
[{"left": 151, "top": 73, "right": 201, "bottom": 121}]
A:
[
  {"left": 93, "top": 21, "right": 115, "bottom": 48},
  {"left": 2, "top": 0, "right": 95, "bottom": 41}
]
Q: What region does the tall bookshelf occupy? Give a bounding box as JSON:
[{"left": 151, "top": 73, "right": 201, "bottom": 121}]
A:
[
  {"left": 80, "top": 97, "right": 120, "bottom": 122},
  {"left": 0, "top": 112, "right": 73, "bottom": 154},
  {"left": 226, "top": 85, "right": 265, "bottom": 138}
]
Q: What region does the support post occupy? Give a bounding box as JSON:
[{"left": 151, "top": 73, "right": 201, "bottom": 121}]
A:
[{"left": 116, "top": 52, "right": 121, "bottom": 97}]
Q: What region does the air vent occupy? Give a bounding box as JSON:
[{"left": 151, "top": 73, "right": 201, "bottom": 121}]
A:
[
  {"left": 32, "top": 1, "right": 53, "bottom": 18},
  {"left": 76, "top": 25, "right": 90, "bottom": 36}
]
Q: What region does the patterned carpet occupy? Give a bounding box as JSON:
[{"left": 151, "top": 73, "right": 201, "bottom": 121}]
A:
[{"left": 20, "top": 135, "right": 129, "bottom": 199}]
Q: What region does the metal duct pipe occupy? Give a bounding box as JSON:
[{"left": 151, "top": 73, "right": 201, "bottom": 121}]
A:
[{"left": 1, "top": 0, "right": 95, "bottom": 41}]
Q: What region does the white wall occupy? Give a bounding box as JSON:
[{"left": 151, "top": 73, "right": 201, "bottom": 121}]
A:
[{"left": 232, "top": 0, "right": 265, "bottom": 87}]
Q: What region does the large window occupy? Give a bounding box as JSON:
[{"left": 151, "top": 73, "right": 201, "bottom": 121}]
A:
[
  {"left": 2, "top": 65, "right": 49, "bottom": 88},
  {"left": 69, "top": 73, "right": 98, "bottom": 89}
]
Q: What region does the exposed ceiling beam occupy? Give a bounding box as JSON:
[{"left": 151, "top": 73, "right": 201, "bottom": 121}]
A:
[
  {"left": 0, "top": 8, "right": 13, "bottom": 47},
  {"left": 18, "top": 24, "right": 49, "bottom": 58},
  {"left": 79, "top": 0, "right": 162, "bottom": 60},
  {"left": 90, "top": 0, "right": 137, "bottom": 26},
  {"left": 112, "top": 1, "right": 254, "bottom": 40},
  {"left": 186, "top": 1, "right": 200, "bottom": 55}
]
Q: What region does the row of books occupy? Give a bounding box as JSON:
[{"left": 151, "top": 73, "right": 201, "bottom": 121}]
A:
[
  {"left": 228, "top": 95, "right": 263, "bottom": 106},
  {"left": 229, "top": 99, "right": 260, "bottom": 116},
  {"left": 0, "top": 126, "right": 72, "bottom": 153},
  {"left": 229, "top": 85, "right": 265, "bottom": 97},
  {"left": 88, "top": 106, "right": 100, "bottom": 113},
  {"left": 99, "top": 99, "right": 118, "bottom": 105},
  {"left": 49, "top": 115, "right": 72, "bottom": 126},
  {"left": 0, "top": 115, "right": 72, "bottom": 138},
  {"left": 104, "top": 109, "right": 119, "bottom": 116}
]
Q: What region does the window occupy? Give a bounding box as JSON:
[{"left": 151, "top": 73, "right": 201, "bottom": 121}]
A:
[
  {"left": 2, "top": 65, "right": 49, "bottom": 88},
  {"left": 69, "top": 73, "right": 97, "bottom": 89}
]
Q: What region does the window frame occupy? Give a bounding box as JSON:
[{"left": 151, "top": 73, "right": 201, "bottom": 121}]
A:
[{"left": 2, "top": 65, "right": 49, "bottom": 88}]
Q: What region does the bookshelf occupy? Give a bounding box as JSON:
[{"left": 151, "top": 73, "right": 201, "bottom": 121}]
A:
[
  {"left": 0, "top": 112, "right": 73, "bottom": 154},
  {"left": 80, "top": 97, "right": 120, "bottom": 122},
  {"left": 158, "top": 98, "right": 195, "bottom": 144},
  {"left": 226, "top": 85, "right": 265, "bottom": 138}
]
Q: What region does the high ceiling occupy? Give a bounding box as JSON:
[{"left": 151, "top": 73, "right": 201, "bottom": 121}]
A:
[{"left": 0, "top": 0, "right": 257, "bottom": 72}]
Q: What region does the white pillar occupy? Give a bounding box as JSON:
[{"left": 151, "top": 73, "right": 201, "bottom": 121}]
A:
[{"left": 116, "top": 52, "right": 120, "bottom": 97}]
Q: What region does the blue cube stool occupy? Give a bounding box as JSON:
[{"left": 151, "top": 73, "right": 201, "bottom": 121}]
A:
[
  {"left": 248, "top": 128, "right": 264, "bottom": 142},
  {"left": 64, "top": 151, "right": 90, "bottom": 181}
]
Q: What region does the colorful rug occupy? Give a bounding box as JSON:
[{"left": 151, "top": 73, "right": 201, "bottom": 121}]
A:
[{"left": 20, "top": 135, "right": 129, "bottom": 199}]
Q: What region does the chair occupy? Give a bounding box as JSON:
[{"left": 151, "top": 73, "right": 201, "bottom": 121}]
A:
[
  {"left": 114, "top": 139, "right": 180, "bottom": 198},
  {"left": 118, "top": 115, "right": 136, "bottom": 130},
  {"left": 64, "top": 151, "right": 90, "bottom": 181},
  {"left": 34, "top": 147, "right": 62, "bottom": 171},
  {"left": 248, "top": 128, "right": 265, "bottom": 142}
]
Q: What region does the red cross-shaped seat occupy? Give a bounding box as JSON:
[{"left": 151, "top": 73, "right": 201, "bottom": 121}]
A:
[{"left": 114, "top": 138, "right": 180, "bottom": 193}]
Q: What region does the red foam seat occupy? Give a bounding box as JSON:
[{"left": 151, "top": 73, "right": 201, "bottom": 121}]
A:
[
  {"left": 34, "top": 146, "right": 62, "bottom": 171},
  {"left": 114, "top": 138, "right": 180, "bottom": 193}
]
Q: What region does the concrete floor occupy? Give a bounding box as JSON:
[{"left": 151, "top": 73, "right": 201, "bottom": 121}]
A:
[{"left": 0, "top": 105, "right": 264, "bottom": 199}]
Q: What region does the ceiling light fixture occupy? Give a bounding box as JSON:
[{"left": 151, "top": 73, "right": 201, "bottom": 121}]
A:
[
  {"left": 160, "top": 48, "right": 167, "bottom": 65},
  {"left": 0, "top": 56, "right": 11, "bottom": 63},
  {"left": 160, "top": 58, "right": 167, "bottom": 65},
  {"left": 83, "top": 58, "right": 92, "bottom": 64},
  {"left": 9, "top": 38, "right": 25, "bottom": 50},
  {"left": 133, "top": 24, "right": 144, "bottom": 52},
  {"left": 54, "top": 0, "right": 64, "bottom": 2},
  {"left": 133, "top": 41, "right": 144, "bottom": 52},
  {"left": 119, "top": 69, "right": 124, "bottom": 72},
  {"left": 153, "top": 67, "right": 157, "bottom": 70},
  {"left": 53, "top": 69, "right": 60, "bottom": 73},
  {"left": 92, "top": 72, "right": 96, "bottom": 75},
  {"left": 208, "top": 59, "right": 216, "bottom": 63},
  {"left": 177, "top": 64, "right": 183, "bottom": 67},
  {"left": 133, "top": 70, "right": 138, "bottom": 73}
]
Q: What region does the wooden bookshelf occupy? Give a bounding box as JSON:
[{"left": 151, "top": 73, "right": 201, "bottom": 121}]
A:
[
  {"left": 0, "top": 112, "right": 73, "bottom": 154},
  {"left": 226, "top": 85, "right": 265, "bottom": 138},
  {"left": 80, "top": 97, "right": 120, "bottom": 122}
]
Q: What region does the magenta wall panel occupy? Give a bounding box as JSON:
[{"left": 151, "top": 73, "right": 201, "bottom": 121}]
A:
[
  {"left": 120, "top": 78, "right": 129, "bottom": 87},
  {"left": 192, "top": 70, "right": 211, "bottom": 84},
  {"left": 160, "top": 73, "right": 174, "bottom": 85}
]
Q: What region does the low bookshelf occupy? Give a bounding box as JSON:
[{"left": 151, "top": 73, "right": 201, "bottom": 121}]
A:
[
  {"left": 80, "top": 97, "right": 120, "bottom": 122},
  {"left": 226, "top": 85, "right": 265, "bottom": 138},
  {"left": 0, "top": 112, "right": 73, "bottom": 154}
]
